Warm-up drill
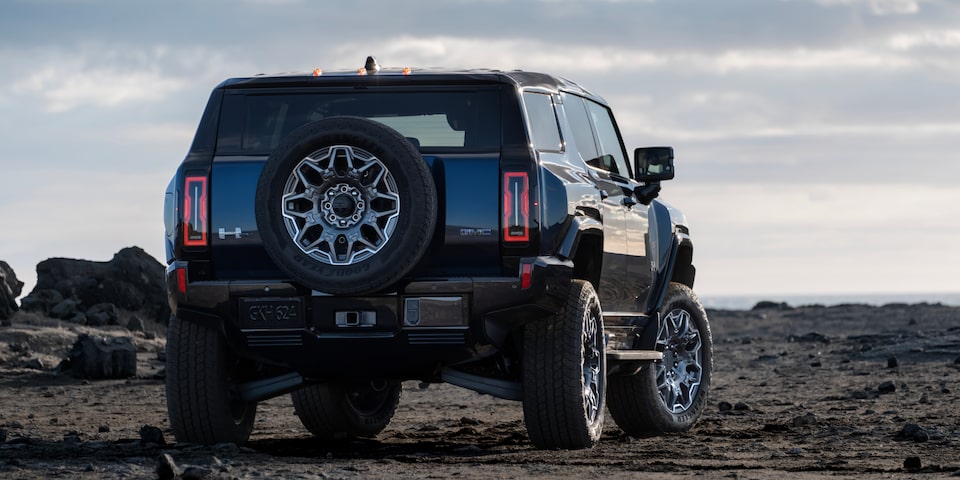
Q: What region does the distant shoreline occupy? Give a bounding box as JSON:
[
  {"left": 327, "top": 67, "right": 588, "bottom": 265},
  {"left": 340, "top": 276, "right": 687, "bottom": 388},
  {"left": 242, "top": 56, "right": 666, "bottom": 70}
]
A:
[{"left": 700, "top": 292, "right": 960, "bottom": 310}]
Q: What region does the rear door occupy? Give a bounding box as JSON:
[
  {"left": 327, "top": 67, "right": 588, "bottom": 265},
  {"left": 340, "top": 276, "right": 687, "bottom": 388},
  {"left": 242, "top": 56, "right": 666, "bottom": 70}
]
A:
[
  {"left": 210, "top": 86, "right": 504, "bottom": 280},
  {"left": 582, "top": 99, "right": 652, "bottom": 313},
  {"left": 562, "top": 94, "right": 632, "bottom": 312}
]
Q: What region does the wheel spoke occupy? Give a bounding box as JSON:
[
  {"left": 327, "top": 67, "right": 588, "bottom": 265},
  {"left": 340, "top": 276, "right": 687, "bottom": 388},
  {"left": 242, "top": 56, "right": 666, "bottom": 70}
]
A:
[
  {"left": 280, "top": 145, "right": 401, "bottom": 266},
  {"left": 655, "top": 307, "right": 703, "bottom": 414}
]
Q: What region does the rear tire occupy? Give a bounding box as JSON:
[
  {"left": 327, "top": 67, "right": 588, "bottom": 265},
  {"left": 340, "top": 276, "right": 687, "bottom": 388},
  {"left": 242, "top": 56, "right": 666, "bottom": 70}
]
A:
[
  {"left": 608, "top": 283, "right": 712, "bottom": 435},
  {"left": 522, "top": 279, "right": 606, "bottom": 449},
  {"left": 291, "top": 380, "right": 402, "bottom": 439},
  {"left": 166, "top": 317, "right": 257, "bottom": 444}
]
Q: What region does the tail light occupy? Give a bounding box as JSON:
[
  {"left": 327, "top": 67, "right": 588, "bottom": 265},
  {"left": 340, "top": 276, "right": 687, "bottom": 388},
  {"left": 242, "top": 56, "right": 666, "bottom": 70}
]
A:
[
  {"left": 183, "top": 176, "right": 208, "bottom": 247},
  {"left": 503, "top": 172, "right": 530, "bottom": 243}
]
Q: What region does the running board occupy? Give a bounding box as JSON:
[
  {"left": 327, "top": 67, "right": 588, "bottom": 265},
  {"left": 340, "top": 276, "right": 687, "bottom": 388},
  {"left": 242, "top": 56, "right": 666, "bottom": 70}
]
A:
[
  {"left": 238, "top": 372, "right": 304, "bottom": 402},
  {"left": 606, "top": 350, "right": 663, "bottom": 361},
  {"left": 441, "top": 368, "right": 522, "bottom": 401}
]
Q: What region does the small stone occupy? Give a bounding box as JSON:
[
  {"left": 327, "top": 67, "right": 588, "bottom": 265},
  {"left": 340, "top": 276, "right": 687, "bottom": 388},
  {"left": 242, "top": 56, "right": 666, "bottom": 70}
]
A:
[
  {"left": 98, "top": 425, "right": 110, "bottom": 433},
  {"left": 734, "top": 402, "right": 751, "bottom": 411},
  {"left": 459, "top": 416, "right": 481, "bottom": 426},
  {"left": 792, "top": 413, "right": 818, "bottom": 427},
  {"left": 139, "top": 424, "right": 165, "bottom": 445},
  {"left": 126, "top": 315, "right": 145, "bottom": 332},
  {"left": 24, "top": 358, "right": 44, "bottom": 370},
  {"left": 897, "top": 423, "right": 930, "bottom": 442},
  {"left": 904, "top": 456, "right": 922, "bottom": 471},
  {"left": 718, "top": 401, "right": 733, "bottom": 412},
  {"left": 810, "top": 360, "right": 822, "bottom": 367},
  {"left": 919, "top": 393, "right": 930, "bottom": 404},
  {"left": 182, "top": 465, "right": 213, "bottom": 479},
  {"left": 887, "top": 356, "right": 899, "bottom": 368},
  {"left": 157, "top": 453, "right": 178, "bottom": 480},
  {"left": 878, "top": 381, "right": 897, "bottom": 394},
  {"left": 452, "top": 444, "right": 483, "bottom": 454}
]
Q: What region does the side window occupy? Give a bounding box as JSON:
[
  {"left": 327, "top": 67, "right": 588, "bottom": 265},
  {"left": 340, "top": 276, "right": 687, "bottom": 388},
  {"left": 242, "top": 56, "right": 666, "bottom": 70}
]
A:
[
  {"left": 562, "top": 93, "right": 600, "bottom": 166},
  {"left": 522, "top": 92, "right": 562, "bottom": 152},
  {"left": 585, "top": 100, "right": 631, "bottom": 178}
]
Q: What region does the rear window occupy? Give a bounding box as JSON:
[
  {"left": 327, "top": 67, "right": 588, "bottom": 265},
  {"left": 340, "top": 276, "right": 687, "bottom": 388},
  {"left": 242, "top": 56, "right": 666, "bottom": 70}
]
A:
[{"left": 217, "top": 89, "right": 501, "bottom": 154}]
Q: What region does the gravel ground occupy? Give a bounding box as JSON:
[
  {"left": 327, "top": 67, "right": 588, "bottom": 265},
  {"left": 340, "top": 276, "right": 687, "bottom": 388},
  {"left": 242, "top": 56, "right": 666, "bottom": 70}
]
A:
[{"left": 0, "top": 302, "right": 958, "bottom": 479}]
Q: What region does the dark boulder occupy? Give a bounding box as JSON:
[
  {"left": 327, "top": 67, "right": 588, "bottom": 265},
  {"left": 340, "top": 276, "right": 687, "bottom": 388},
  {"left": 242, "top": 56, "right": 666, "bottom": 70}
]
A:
[
  {"left": 85, "top": 303, "right": 119, "bottom": 326},
  {"left": 68, "top": 334, "right": 137, "bottom": 379},
  {"left": 50, "top": 298, "right": 82, "bottom": 320},
  {"left": 19, "top": 288, "right": 64, "bottom": 313},
  {"left": 21, "top": 247, "right": 169, "bottom": 322},
  {"left": 0, "top": 261, "right": 24, "bottom": 321},
  {"left": 752, "top": 301, "right": 793, "bottom": 311}
]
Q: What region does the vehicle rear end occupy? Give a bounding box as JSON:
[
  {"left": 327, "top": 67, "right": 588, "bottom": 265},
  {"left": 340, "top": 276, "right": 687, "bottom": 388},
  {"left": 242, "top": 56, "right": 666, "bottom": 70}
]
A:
[{"left": 163, "top": 71, "right": 552, "bottom": 381}]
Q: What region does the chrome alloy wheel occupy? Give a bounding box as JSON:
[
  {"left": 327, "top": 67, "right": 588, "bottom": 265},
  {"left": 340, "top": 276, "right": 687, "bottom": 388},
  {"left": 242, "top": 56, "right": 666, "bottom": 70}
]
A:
[
  {"left": 582, "top": 302, "right": 604, "bottom": 423},
  {"left": 655, "top": 308, "right": 703, "bottom": 414},
  {"left": 281, "top": 145, "right": 400, "bottom": 265}
]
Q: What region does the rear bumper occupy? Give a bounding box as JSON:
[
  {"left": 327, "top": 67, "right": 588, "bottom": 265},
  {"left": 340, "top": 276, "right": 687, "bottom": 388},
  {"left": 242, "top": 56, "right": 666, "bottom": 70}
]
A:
[{"left": 166, "top": 256, "right": 572, "bottom": 379}]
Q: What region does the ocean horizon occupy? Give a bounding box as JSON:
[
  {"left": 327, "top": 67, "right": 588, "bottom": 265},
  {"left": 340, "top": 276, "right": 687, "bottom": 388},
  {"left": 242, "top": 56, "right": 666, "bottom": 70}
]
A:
[{"left": 699, "top": 292, "right": 960, "bottom": 311}]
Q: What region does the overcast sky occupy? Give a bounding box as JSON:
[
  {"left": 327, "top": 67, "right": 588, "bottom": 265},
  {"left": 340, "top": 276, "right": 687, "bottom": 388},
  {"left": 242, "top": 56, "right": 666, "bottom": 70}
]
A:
[{"left": 1, "top": 0, "right": 958, "bottom": 303}]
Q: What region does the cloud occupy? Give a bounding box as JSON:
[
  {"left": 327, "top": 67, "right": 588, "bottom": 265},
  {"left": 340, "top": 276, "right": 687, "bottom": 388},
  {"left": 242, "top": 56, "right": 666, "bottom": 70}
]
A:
[
  {"left": 14, "top": 67, "right": 187, "bottom": 113},
  {"left": 330, "top": 34, "right": 952, "bottom": 78},
  {"left": 2, "top": 44, "right": 245, "bottom": 113},
  {"left": 888, "top": 29, "right": 960, "bottom": 49},
  {"left": 112, "top": 122, "right": 196, "bottom": 147},
  {"left": 814, "top": 0, "right": 921, "bottom": 15}
]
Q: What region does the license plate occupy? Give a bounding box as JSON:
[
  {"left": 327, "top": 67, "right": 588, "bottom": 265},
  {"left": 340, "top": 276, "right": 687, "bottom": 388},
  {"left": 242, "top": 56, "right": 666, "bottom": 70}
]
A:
[{"left": 240, "top": 298, "right": 304, "bottom": 329}]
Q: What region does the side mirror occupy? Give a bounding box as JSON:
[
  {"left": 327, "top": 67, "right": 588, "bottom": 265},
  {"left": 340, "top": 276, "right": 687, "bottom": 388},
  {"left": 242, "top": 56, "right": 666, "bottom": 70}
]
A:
[{"left": 634, "top": 146, "right": 675, "bottom": 183}]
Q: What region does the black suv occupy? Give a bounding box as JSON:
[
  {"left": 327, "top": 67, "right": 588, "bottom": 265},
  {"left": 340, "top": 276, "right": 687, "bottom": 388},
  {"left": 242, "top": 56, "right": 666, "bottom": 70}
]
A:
[{"left": 163, "top": 57, "right": 712, "bottom": 449}]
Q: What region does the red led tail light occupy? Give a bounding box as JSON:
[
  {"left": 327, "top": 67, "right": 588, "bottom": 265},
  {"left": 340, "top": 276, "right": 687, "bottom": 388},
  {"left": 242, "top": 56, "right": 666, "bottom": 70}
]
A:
[
  {"left": 503, "top": 172, "right": 530, "bottom": 243},
  {"left": 183, "top": 176, "right": 208, "bottom": 247}
]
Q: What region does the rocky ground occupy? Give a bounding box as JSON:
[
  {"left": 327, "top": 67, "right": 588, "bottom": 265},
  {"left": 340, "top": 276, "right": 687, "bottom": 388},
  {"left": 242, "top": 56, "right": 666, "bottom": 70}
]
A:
[{"left": 0, "top": 302, "right": 958, "bottom": 479}]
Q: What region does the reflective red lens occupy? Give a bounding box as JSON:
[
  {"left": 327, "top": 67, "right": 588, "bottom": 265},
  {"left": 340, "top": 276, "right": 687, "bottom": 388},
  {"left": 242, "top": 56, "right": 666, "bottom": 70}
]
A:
[
  {"left": 503, "top": 172, "right": 530, "bottom": 242},
  {"left": 183, "top": 176, "right": 208, "bottom": 247}
]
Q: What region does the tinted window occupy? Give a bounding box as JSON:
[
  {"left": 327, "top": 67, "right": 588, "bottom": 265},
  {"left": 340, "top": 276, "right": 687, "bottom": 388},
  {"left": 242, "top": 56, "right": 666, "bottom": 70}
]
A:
[
  {"left": 217, "top": 90, "right": 501, "bottom": 154},
  {"left": 522, "top": 92, "right": 562, "bottom": 152},
  {"left": 561, "top": 94, "right": 600, "bottom": 165},
  {"left": 585, "top": 100, "right": 631, "bottom": 177}
]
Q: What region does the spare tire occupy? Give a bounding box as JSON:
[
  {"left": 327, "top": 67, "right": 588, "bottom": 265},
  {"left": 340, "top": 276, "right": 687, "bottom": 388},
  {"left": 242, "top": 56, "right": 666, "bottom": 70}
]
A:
[{"left": 255, "top": 116, "right": 437, "bottom": 295}]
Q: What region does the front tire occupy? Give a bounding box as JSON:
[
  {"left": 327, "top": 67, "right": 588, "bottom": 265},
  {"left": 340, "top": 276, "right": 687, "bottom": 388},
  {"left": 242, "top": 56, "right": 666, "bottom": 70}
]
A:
[
  {"left": 166, "top": 317, "right": 257, "bottom": 444},
  {"left": 522, "top": 279, "right": 606, "bottom": 449},
  {"left": 291, "top": 380, "right": 402, "bottom": 439},
  {"left": 608, "top": 283, "right": 712, "bottom": 435}
]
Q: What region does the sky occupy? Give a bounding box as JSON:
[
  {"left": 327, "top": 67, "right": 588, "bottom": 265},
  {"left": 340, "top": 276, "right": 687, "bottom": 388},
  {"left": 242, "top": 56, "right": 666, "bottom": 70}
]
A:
[{"left": 1, "top": 0, "right": 958, "bottom": 303}]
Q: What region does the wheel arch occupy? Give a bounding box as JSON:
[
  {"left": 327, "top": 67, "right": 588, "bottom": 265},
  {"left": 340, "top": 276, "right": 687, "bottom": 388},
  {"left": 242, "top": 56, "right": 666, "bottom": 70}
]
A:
[{"left": 557, "top": 212, "right": 604, "bottom": 293}]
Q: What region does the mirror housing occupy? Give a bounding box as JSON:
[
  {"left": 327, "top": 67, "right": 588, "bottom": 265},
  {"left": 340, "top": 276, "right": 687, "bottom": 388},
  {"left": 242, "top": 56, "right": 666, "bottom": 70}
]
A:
[{"left": 634, "top": 146, "right": 675, "bottom": 183}]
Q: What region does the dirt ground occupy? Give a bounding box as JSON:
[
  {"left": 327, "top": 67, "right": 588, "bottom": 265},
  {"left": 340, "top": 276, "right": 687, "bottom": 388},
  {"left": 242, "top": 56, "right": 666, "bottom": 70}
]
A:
[{"left": 0, "top": 302, "right": 958, "bottom": 479}]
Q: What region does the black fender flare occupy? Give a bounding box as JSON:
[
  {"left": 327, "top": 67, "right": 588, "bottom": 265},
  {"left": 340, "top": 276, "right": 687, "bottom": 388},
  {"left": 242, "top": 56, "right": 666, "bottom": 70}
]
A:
[
  {"left": 556, "top": 212, "right": 603, "bottom": 261},
  {"left": 643, "top": 199, "right": 679, "bottom": 315}
]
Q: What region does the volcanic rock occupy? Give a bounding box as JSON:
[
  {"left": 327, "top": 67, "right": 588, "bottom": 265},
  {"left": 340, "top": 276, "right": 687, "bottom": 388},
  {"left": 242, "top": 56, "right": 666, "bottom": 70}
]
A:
[
  {"left": 21, "top": 247, "right": 169, "bottom": 322},
  {"left": 85, "top": 303, "right": 119, "bottom": 326},
  {"left": 68, "top": 334, "right": 137, "bottom": 379},
  {"left": 0, "top": 260, "right": 23, "bottom": 321}
]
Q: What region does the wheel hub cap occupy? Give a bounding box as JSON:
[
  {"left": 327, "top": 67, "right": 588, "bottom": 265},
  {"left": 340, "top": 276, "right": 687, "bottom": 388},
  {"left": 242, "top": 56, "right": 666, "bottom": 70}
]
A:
[
  {"left": 582, "top": 303, "right": 604, "bottom": 423},
  {"left": 280, "top": 145, "right": 400, "bottom": 265},
  {"left": 655, "top": 308, "right": 703, "bottom": 414}
]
